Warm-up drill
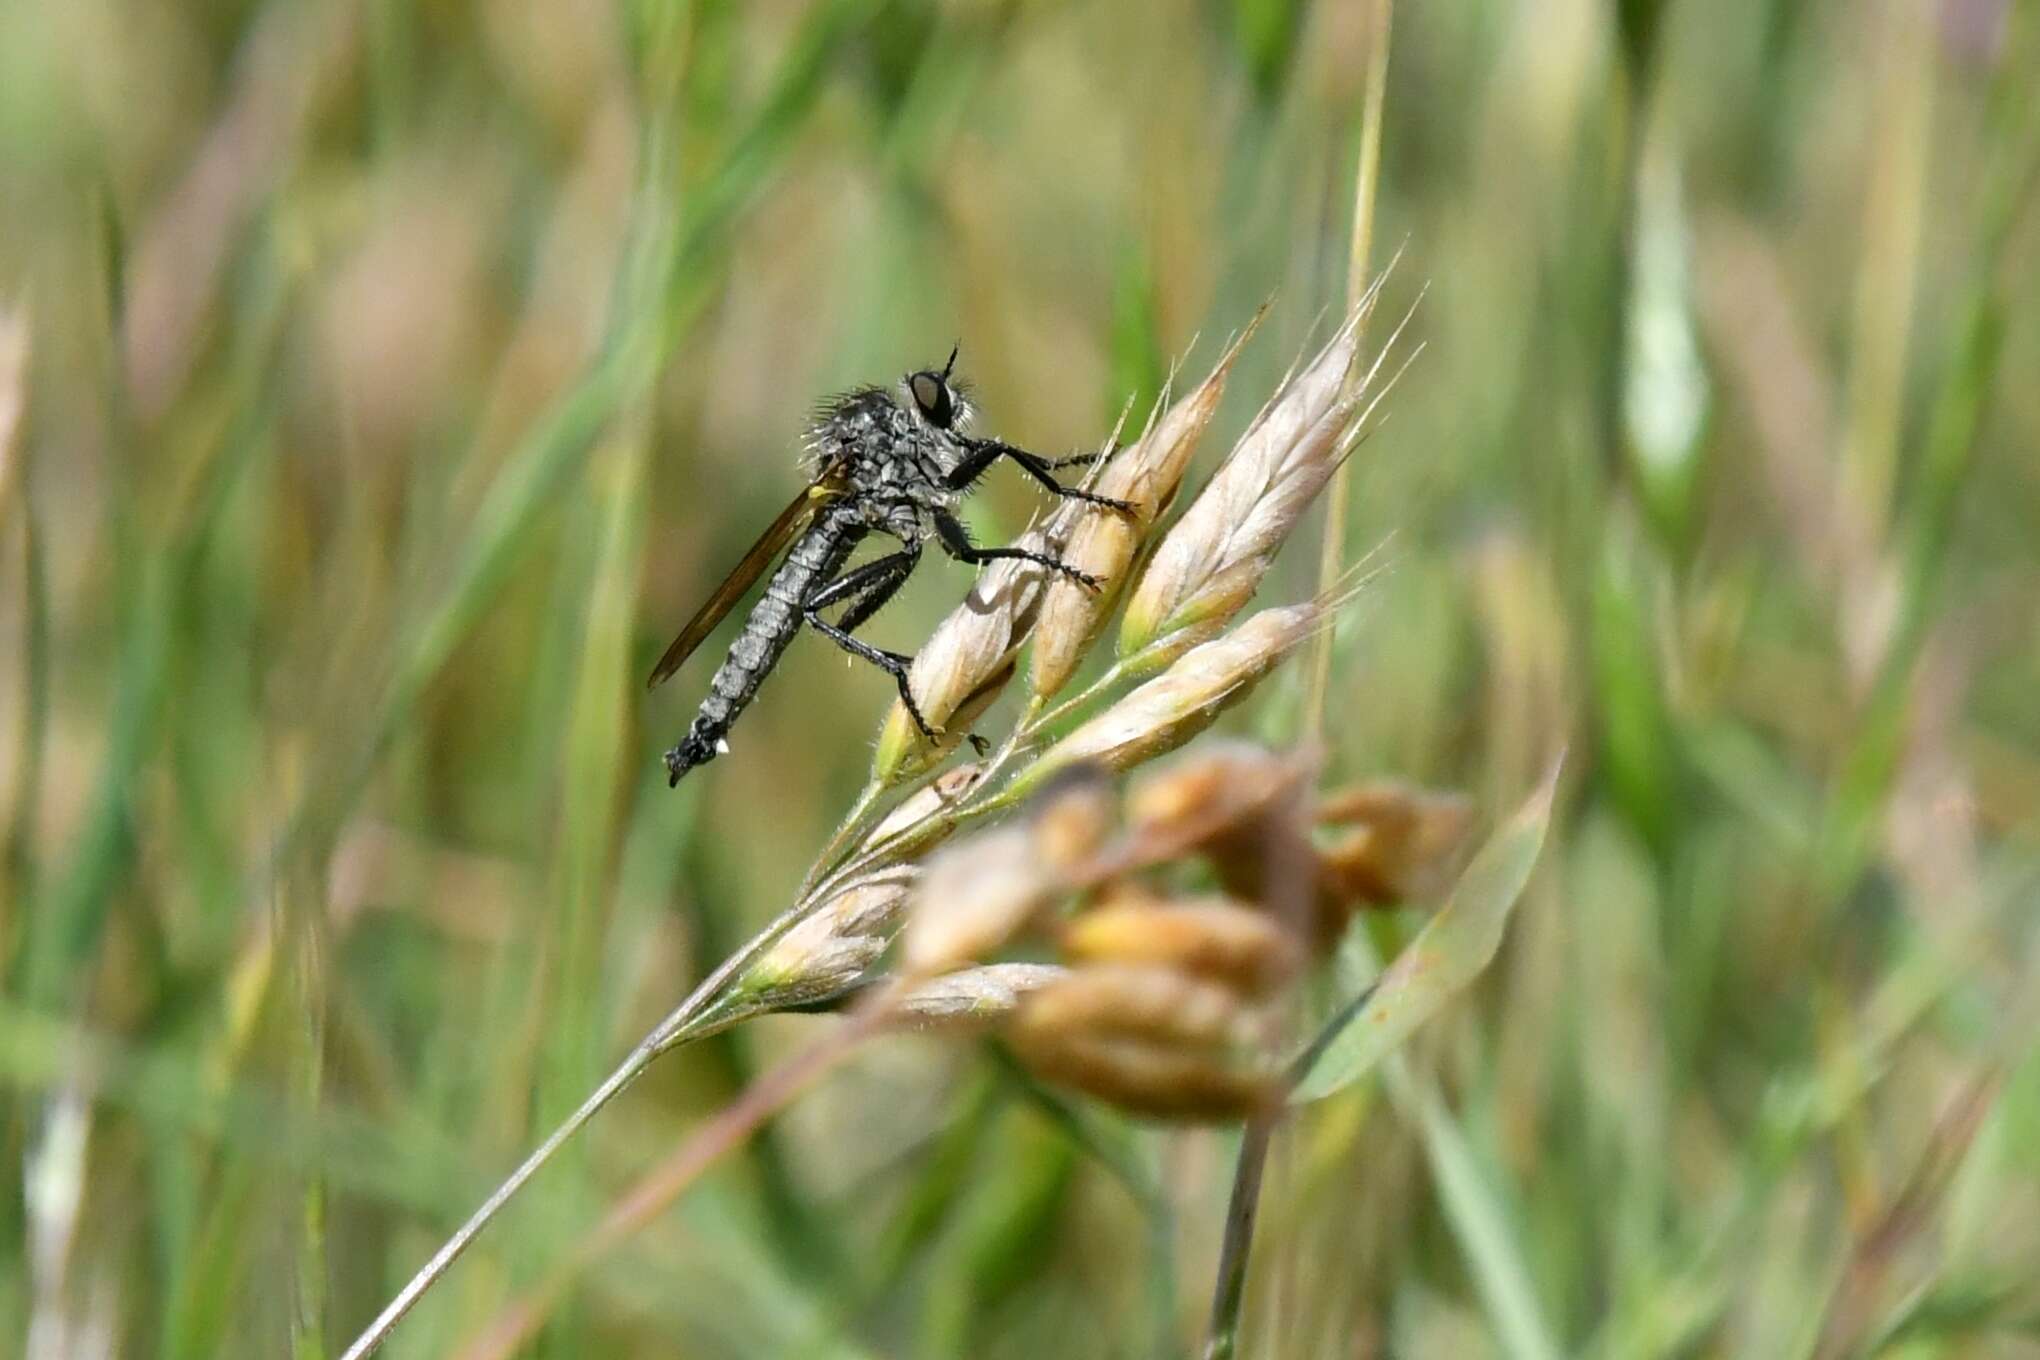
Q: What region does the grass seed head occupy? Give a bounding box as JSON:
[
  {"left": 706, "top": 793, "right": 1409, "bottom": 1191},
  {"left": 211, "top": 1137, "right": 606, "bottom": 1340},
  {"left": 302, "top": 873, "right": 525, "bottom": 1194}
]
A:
[
  {"left": 1061, "top": 894, "right": 1301, "bottom": 998},
  {"left": 1031, "top": 763, "right": 1117, "bottom": 872},
  {"left": 899, "top": 772, "right": 1103, "bottom": 975},
  {"left": 742, "top": 869, "right": 918, "bottom": 1013},
  {"left": 893, "top": 962, "right": 1069, "bottom": 1032},
  {"left": 902, "top": 823, "right": 1047, "bottom": 976},
  {"left": 1005, "top": 1026, "right": 1276, "bottom": 1122},
  {"left": 1125, "top": 741, "right": 1309, "bottom": 849},
  {"left": 872, "top": 510, "right": 1081, "bottom": 784},
  {"left": 876, "top": 661, "right": 1014, "bottom": 784},
  {"left": 1014, "top": 601, "right": 1330, "bottom": 797},
  {"left": 1119, "top": 284, "right": 1407, "bottom": 663},
  {"left": 1031, "top": 314, "right": 1261, "bottom": 699},
  {"left": 1317, "top": 781, "right": 1474, "bottom": 908},
  {"left": 1011, "top": 962, "right": 1258, "bottom": 1052}
]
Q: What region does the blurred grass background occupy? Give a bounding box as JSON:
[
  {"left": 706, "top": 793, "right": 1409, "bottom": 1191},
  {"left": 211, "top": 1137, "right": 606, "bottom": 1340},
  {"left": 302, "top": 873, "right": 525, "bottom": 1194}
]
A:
[{"left": 2, "top": 0, "right": 2038, "bottom": 1355}]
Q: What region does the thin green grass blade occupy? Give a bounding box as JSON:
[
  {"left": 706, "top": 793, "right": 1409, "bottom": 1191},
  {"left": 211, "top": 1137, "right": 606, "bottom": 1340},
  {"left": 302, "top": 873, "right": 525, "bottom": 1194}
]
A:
[{"left": 1292, "top": 755, "right": 1561, "bottom": 1104}]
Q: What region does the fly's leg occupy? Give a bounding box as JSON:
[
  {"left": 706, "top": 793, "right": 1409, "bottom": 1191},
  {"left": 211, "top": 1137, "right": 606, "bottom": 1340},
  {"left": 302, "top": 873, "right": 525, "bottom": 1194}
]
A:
[
  {"left": 934, "top": 511, "right": 1104, "bottom": 593},
  {"left": 805, "top": 623, "right": 938, "bottom": 743},
  {"left": 946, "top": 436, "right": 1137, "bottom": 515},
  {"left": 1004, "top": 446, "right": 1133, "bottom": 510},
  {"left": 802, "top": 549, "right": 941, "bottom": 742}
]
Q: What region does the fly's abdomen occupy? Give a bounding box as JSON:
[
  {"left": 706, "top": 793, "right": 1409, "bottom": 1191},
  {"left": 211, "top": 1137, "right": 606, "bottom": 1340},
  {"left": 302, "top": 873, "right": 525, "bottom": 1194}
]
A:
[{"left": 665, "top": 511, "right": 862, "bottom": 784}]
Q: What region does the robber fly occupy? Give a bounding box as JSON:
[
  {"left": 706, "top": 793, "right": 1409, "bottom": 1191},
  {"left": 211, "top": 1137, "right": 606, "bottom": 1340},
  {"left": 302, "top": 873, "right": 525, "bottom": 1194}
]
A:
[{"left": 648, "top": 349, "right": 1130, "bottom": 786}]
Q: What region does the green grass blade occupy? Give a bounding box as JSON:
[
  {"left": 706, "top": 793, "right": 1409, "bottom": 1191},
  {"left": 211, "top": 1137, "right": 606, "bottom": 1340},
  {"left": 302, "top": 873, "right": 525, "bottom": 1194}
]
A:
[{"left": 1292, "top": 756, "right": 1562, "bottom": 1104}]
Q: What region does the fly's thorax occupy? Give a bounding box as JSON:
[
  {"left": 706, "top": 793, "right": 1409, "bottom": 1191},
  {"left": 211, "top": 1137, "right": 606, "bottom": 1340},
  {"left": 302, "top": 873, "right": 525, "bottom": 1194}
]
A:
[
  {"left": 809, "top": 367, "right": 973, "bottom": 497},
  {"left": 859, "top": 477, "right": 960, "bottom": 542}
]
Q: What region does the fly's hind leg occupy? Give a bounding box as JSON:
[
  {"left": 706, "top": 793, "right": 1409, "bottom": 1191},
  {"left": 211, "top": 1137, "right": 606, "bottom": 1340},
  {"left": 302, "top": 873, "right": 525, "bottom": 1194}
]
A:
[{"left": 802, "top": 548, "right": 941, "bottom": 742}]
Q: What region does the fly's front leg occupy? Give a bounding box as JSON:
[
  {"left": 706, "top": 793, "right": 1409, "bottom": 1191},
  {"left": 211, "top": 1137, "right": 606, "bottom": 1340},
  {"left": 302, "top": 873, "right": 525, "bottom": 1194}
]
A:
[
  {"left": 801, "top": 549, "right": 941, "bottom": 741},
  {"left": 946, "top": 436, "right": 1137, "bottom": 515},
  {"left": 934, "top": 511, "right": 1104, "bottom": 593},
  {"left": 1039, "top": 447, "right": 1112, "bottom": 470}
]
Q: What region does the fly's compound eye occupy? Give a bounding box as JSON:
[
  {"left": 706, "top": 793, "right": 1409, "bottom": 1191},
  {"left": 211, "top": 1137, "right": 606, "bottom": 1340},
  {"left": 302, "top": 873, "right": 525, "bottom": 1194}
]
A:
[{"left": 910, "top": 371, "right": 954, "bottom": 428}]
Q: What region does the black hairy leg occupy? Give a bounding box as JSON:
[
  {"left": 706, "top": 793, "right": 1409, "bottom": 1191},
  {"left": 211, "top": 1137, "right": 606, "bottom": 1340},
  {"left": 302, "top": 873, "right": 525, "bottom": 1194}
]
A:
[
  {"left": 802, "top": 551, "right": 940, "bottom": 741},
  {"left": 933, "top": 511, "right": 1104, "bottom": 592},
  {"left": 944, "top": 436, "right": 1137, "bottom": 514}
]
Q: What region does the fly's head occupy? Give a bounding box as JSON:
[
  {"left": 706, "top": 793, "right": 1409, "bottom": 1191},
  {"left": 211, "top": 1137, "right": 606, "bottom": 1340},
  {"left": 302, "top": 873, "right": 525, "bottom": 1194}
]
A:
[
  {"left": 807, "top": 348, "right": 975, "bottom": 515},
  {"left": 890, "top": 345, "right": 980, "bottom": 494},
  {"left": 901, "top": 345, "right": 974, "bottom": 440}
]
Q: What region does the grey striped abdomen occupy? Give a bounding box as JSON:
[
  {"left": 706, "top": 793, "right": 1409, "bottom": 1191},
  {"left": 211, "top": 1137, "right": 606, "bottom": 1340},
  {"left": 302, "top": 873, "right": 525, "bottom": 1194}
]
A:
[{"left": 688, "top": 511, "right": 862, "bottom": 745}]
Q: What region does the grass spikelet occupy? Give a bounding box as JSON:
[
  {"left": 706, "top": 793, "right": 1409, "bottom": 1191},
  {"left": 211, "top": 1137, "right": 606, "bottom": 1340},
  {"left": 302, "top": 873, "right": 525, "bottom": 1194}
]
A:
[
  {"left": 1316, "top": 780, "right": 1474, "bottom": 907},
  {"left": 1061, "top": 893, "right": 1301, "bottom": 998},
  {"left": 893, "top": 962, "right": 1070, "bottom": 1031},
  {"left": 872, "top": 512, "right": 1081, "bottom": 785},
  {"left": 900, "top": 769, "right": 1108, "bottom": 975},
  {"left": 863, "top": 761, "right": 985, "bottom": 857},
  {"left": 1031, "top": 310, "right": 1265, "bottom": 699},
  {"left": 725, "top": 868, "right": 918, "bottom": 1020},
  {"left": 1011, "top": 963, "right": 1258, "bottom": 1052},
  {"left": 1012, "top": 599, "right": 1338, "bottom": 798},
  {"left": 1004, "top": 1023, "right": 1277, "bottom": 1122},
  {"left": 1119, "top": 280, "right": 1412, "bottom": 664},
  {"left": 1124, "top": 741, "right": 1310, "bottom": 847}
]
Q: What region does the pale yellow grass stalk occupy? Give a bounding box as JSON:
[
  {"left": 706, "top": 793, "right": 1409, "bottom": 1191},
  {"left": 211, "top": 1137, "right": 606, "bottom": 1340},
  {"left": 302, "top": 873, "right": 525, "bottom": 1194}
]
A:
[{"left": 0, "top": 309, "right": 27, "bottom": 529}]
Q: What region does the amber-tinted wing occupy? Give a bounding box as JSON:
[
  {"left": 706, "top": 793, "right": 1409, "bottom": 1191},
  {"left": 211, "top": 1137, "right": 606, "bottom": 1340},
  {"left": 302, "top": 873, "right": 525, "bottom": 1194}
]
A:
[{"left": 646, "top": 475, "right": 844, "bottom": 690}]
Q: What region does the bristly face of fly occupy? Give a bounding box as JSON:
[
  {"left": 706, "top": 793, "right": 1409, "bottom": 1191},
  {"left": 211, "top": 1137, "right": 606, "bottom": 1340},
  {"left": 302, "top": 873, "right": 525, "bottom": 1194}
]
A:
[{"left": 802, "top": 348, "right": 980, "bottom": 544}]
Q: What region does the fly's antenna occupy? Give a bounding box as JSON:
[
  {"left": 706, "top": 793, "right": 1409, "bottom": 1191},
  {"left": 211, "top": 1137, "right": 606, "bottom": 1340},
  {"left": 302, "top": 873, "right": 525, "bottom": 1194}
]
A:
[{"left": 943, "top": 344, "right": 959, "bottom": 380}]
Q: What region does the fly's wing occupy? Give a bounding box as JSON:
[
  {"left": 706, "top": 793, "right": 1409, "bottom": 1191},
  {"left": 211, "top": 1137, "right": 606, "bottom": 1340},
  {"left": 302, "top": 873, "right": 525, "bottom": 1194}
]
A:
[{"left": 646, "top": 476, "right": 843, "bottom": 690}]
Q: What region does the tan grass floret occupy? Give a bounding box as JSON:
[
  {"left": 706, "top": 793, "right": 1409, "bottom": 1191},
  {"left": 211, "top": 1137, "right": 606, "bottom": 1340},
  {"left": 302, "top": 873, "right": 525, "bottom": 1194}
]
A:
[
  {"left": 871, "top": 509, "right": 1082, "bottom": 784},
  {"left": 900, "top": 771, "right": 1109, "bottom": 975},
  {"left": 1030, "top": 313, "right": 1263, "bottom": 699},
  {"left": 1014, "top": 600, "right": 1335, "bottom": 798},
  {"left": 893, "top": 962, "right": 1070, "bottom": 1032},
  {"left": 738, "top": 868, "right": 918, "bottom": 1016},
  {"left": 1119, "top": 280, "right": 1412, "bottom": 666},
  {"left": 1060, "top": 893, "right": 1299, "bottom": 998}
]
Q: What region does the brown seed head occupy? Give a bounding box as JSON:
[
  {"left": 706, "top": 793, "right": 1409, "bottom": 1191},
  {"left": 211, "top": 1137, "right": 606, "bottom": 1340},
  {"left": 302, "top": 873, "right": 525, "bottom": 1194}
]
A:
[
  {"left": 1011, "top": 962, "right": 1257, "bottom": 1053},
  {"left": 1031, "top": 764, "right": 1117, "bottom": 873},
  {"left": 1006, "top": 1025, "right": 1276, "bottom": 1122},
  {"left": 1317, "top": 781, "right": 1474, "bottom": 907},
  {"left": 1004, "top": 956, "right": 1278, "bottom": 1116},
  {"left": 902, "top": 822, "right": 1052, "bottom": 977},
  {"left": 1061, "top": 894, "right": 1301, "bottom": 998},
  {"left": 1125, "top": 741, "right": 1309, "bottom": 850}
]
